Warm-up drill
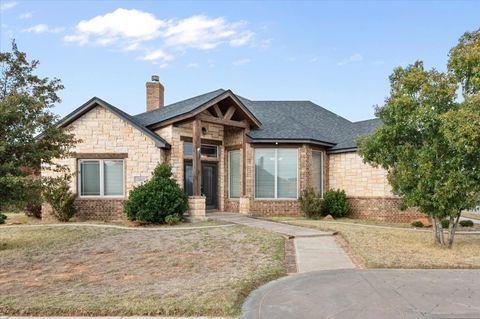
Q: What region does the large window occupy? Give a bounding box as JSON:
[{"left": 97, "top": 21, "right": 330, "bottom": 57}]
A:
[
  {"left": 311, "top": 151, "right": 323, "bottom": 196},
  {"left": 79, "top": 159, "right": 124, "bottom": 197},
  {"left": 229, "top": 150, "right": 240, "bottom": 198},
  {"left": 255, "top": 148, "right": 298, "bottom": 199}
]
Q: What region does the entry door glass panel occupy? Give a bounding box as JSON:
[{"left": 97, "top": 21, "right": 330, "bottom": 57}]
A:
[
  {"left": 202, "top": 163, "right": 217, "bottom": 209},
  {"left": 184, "top": 162, "right": 193, "bottom": 196}
]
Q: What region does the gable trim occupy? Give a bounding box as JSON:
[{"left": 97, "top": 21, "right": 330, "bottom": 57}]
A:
[
  {"left": 148, "top": 90, "right": 262, "bottom": 130},
  {"left": 58, "top": 97, "right": 170, "bottom": 149}
]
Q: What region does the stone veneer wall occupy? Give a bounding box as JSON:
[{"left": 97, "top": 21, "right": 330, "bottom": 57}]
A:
[
  {"left": 42, "top": 105, "right": 165, "bottom": 221},
  {"left": 328, "top": 151, "right": 424, "bottom": 222}
]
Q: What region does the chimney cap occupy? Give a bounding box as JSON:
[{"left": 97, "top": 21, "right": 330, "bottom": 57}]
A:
[{"left": 151, "top": 75, "right": 159, "bottom": 82}]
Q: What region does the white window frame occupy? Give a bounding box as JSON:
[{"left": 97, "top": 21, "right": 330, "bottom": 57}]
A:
[
  {"left": 78, "top": 159, "right": 125, "bottom": 198},
  {"left": 254, "top": 148, "right": 299, "bottom": 200},
  {"left": 228, "top": 150, "right": 241, "bottom": 199},
  {"left": 311, "top": 150, "right": 324, "bottom": 198}
]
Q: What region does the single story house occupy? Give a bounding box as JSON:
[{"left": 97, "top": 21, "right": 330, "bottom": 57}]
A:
[{"left": 42, "top": 76, "right": 424, "bottom": 222}]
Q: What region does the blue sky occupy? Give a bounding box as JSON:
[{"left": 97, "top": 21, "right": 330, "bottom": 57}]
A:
[{"left": 1, "top": 1, "right": 478, "bottom": 121}]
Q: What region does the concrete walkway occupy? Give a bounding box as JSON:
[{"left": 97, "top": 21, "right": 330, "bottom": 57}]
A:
[
  {"left": 209, "top": 213, "right": 354, "bottom": 273},
  {"left": 209, "top": 213, "right": 333, "bottom": 237},
  {"left": 242, "top": 269, "right": 480, "bottom": 319}
]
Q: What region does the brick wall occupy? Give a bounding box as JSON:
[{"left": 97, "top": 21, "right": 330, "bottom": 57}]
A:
[{"left": 348, "top": 196, "right": 425, "bottom": 223}]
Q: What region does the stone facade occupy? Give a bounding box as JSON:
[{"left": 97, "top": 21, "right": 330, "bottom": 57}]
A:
[
  {"left": 188, "top": 196, "right": 206, "bottom": 219},
  {"left": 328, "top": 151, "right": 424, "bottom": 222},
  {"left": 329, "top": 151, "right": 391, "bottom": 196},
  {"left": 42, "top": 105, "right": 164, "bottom": 221},
  {"left": 44, "top": 103, "right": 424, "bottom": 223}
]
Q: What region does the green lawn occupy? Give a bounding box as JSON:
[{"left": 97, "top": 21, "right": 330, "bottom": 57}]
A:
[{"left": 0, "top": 224, "right": 285, "bottom": 317}]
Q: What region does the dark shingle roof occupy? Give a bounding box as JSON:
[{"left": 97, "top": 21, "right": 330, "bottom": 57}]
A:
[
  {"left": 239, "top": 98, "right": 357, "bottom": 146},
  {"left": 329, "top": 118, "right": 382, "bottom": 151},
  {"left": 64, "top": 90, "right": 381, "bottom": 153},
  {"left": 135, "top": 89, "right": 226, "bottom": 126}
]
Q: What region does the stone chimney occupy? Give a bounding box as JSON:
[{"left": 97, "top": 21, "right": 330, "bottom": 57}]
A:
[{"left": 146, "top": 75, "right": 164, "bottom": 111}]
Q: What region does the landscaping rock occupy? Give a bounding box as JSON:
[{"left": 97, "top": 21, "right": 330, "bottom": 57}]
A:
[
  {"left": 6, "top": 221, "right": 22, "bottom": 225},
  {"left": 323, "top": 214, "right": 334, "bottom": 221},
  {"left": 412, "top": 217, "right": 431, "bottom": 227}
]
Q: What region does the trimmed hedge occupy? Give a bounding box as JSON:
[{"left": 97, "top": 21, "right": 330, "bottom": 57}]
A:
[{"left": 123, "top": 163, "right": 188, "bottom": 224}]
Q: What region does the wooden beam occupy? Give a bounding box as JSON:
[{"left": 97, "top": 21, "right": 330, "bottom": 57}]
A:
[
  {"left": 242, "top": 128, "right": 248, "bottom": 196},
  {"left": 211, "top": 104, "right": 223, "bottom": 118},
  {"left": 198, "top": 114, "right": 248, "bottom": 128},
  {"left": 192, "top": 118, "right": 202, "bottom": 196},
  {"left": 223, "top": 105, "right": 236, "bottom": 120}
]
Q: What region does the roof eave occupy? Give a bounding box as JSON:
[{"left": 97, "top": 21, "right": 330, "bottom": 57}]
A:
[
  {"left": 248, "top": 137, "right": 336, "bottom": 147},
  {"left": 327, "top": 147, "right": 358, "bottom": 154}
]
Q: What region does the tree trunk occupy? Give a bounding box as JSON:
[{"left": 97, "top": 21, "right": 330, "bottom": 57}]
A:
[
  {"left": 433, "top": 217, "right": 446, "bottom": 246},
  {"left": 432, "top": 217, "right": 441, "bottom": 245},
  {"left": 447, "top": 213, "right": 461, "bottom": 248}
]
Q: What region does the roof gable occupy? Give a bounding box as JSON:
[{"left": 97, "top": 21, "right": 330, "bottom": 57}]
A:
[
  {"left": 135, "top": 89, "right": 262, "bottom": 129},
  {"left": 59, "top": 97, "right": 170, "bottom": 149}
]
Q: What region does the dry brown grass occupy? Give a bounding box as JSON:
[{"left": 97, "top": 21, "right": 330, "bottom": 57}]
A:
[
  {"left": 274, "top": 219, "right": 480, "bottom": 269},
  {"left": 0, "top": 224, "right": 285, "bottom": 317}
]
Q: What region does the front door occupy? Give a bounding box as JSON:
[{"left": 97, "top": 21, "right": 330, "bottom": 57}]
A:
[
  {"left": 184, "top": 161, "right": 218, "bottom": 210},
  {"left": 201, "top": 162, "right": 217, "bottom": 209}
]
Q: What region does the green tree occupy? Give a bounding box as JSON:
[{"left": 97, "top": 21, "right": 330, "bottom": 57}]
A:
[
  {"left": 0, "top": 40, "right": 77, "bottom": 211},
  {"left": 357, "top": 29, "right": 480, "bottom": 248}
]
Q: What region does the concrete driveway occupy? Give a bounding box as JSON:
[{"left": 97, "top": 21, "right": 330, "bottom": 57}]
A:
[{"left": 242, "top": 269, "right": 480, "bottom": 319}]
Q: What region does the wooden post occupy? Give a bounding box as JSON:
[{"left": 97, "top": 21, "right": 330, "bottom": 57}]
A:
[
  {"left": 192, "top": 118, "right": 202, "bottom": 196},
  {"left": 242, "top": 127, "right": 249, "bottom": 196}
]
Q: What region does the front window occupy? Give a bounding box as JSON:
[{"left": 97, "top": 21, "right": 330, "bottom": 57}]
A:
[
  {"left": 183, "top": 142, "right": 218, "bottom": 158},
  {"left": 311, "top": 151, "right": 323, "bottom": 196},
  {"left": 255, "top": 148, "right": 298, "bottom": 199},
  {"left": 229, "top": 150, "right": 240, "bottom": 198},
  {"left": 79, "top": 159, "right": 124, "bottom": 197}
]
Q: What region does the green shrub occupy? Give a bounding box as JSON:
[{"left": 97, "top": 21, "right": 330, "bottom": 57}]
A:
[
  {"left": 43, "top": 176, "right": 77, "bottom": 222},
  {"left": 123, "top": 163, "right": 189, "bottom": 224},
  {"left": 411, "top": 221, "right": 424, "bottom": 228},
  {"left": 322, "top": 189, "right": 350, "bottom": 218},
  {"left": 441, "top": 219, "right": 450, "bottom": 229},
  {"left": 165, "top": 213, "right": 183, "bottom": 225},
  {"left": 299, "top": 187, "right": 323, "bottom": 219},
  {"left": 25, "top": 202, "right": 42, "bottom": 218},
  {"left": 0, "top": 213, "right": 7, "bottom": 224},
  {"left": 459, "top": 220, "right": 474, "bottom": 227}
]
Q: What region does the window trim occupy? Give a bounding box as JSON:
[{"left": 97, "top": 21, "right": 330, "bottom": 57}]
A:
[
  {"left": 228, "top": 149, "right": 241, "bottom": 199},
  {"left": 183, "top": 141, "right": 219, "bottom": 159},
  {"left": 253, "top": 148, "right": 299, "bottom": 200},
  {"left": 311, "top": 150, "right": 324, "bottom": 198},
  {"left": 78, "top": 159, "right": 125, "bottom": 198}
]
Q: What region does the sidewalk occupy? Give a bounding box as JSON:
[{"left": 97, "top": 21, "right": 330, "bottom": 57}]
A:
[{"left": 209, "top": 213, "right": 354, "bottom": 273}]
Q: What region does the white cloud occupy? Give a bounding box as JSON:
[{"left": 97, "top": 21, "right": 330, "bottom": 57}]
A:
[
  {"left": 233, "top": 58, "right": 251, "bottom": 66},
  {"left": 22, "top": 24, "right": 64, "bottom": 33},
  {"left": 0, "top": 1, "right": 18, "bottom": 11},
  {"left": 73, "top": 8, "right": 164, "bottom": 43},
  {"left": 186, "top": 62, "right": 199, "bottom": 68},
  {"left": 140, "top": 49, "right": 173, "bottom": 62},
  {"left": 64, "top": 8, "right": 256, "bottom": 64},
  {"left": 19, "top": 12, "right": 33, "bottom": 19},
  {"left": 337, "top": 53, "right": 363, "bottom": 66}
]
